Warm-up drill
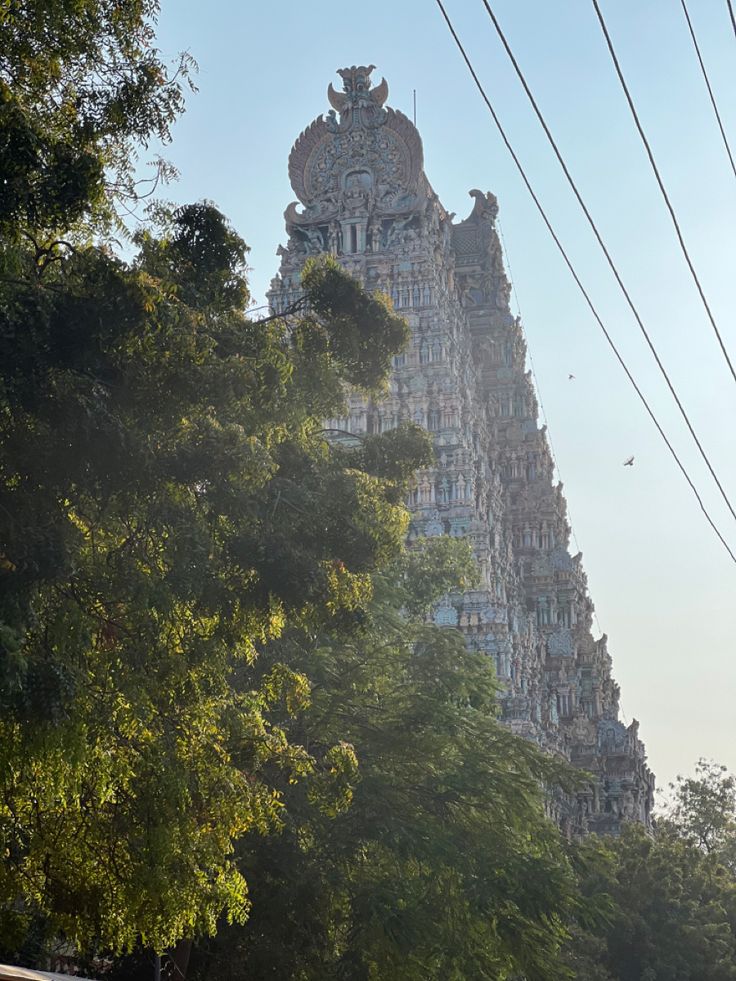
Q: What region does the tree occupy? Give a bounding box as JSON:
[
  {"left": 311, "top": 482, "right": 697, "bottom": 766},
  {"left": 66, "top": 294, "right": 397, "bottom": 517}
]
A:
[
  {"left": 665, "top": 759, "right": 736, "bottom": 871},
  {"left": 187, "top": 538, "right": 585, "bottom": 981},
  {"left": 1, "top": 0, "right": 193, "bottom": 238},
  {"left": 0, "top": 0, "right": 437, "bottom": 962},
  {"left": 563, "top": 765, "right": 736, "bottom": 980},
  {"left": 0, "top": 182, "right": 433, "bottom": 957}
]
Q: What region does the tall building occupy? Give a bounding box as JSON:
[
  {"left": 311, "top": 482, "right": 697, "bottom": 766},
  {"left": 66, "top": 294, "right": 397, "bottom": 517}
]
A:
[{"left": 268, "top": 65, "right": 655, "bottom": 834}]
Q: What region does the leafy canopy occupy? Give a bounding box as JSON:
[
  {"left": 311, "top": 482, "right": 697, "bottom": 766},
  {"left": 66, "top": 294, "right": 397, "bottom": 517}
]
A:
[
  {"left": 0, "top": 181, "right": 431, "bottom": 955},
  {"left": 187, "top": 538, "right": 585, "bottom": 981},
  {"left": 0, "top": 0, "right": 193, "bottom": 236},
  {"left": 0, "top": 0, "right": 434, "bottom": 958},
  {"left": 563, "top": 762, "right": 736, "bottom": 980}
]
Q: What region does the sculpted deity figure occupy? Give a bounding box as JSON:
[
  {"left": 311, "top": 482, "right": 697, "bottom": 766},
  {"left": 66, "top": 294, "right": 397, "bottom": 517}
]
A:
[
  {"left": 305, "top": 225, "right": 325, "bottom": 252},
  {"left": 622, "top": 789, "right": 637, "bottom": 820},
  {"left": 387, "top": 214, "right": 416, "bottom": 246},
  {"left": 290, "top": 224, "right": 325, "bottom": 254},
  {"left": 366, "top": 217, "right": 382, "bottom": 253},
  {"left": 328, "top": 221, "right": 341, "bottom": 254},
  {"left": 549, "top": 691, "right": 559, "bottom": 725},
  {"left": 343, "top": 186, "right": 370, "bottom": 216},
  {"left": 286, "top": 229, "right": 306, "bottom": 255},
  {"left": 572, "top": 712, "right": 591, "bottom": 745}
]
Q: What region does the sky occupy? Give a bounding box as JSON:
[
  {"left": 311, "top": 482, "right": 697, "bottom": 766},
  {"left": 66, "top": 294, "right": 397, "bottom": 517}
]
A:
[{"left": 144, "top": 0, "right": 736, "bottom": 793}]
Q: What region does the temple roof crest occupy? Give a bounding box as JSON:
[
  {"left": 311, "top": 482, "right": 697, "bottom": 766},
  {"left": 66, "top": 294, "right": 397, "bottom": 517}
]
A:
[
  {"left": 286, "top": 65, "right": 424, "bottom": 214},
  {"left": 327, "top": 65, "right": 389, "bottom": 133}
]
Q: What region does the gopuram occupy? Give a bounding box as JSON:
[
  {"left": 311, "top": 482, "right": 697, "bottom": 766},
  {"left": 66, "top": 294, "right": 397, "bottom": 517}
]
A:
[{"left": 268, "top": 65, "right": 655, "bottom": 834}]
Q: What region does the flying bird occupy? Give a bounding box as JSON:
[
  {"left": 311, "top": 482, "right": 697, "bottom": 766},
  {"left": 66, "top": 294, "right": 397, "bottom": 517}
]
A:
[
  {"left": 568, "top": 373, "right": 575, "bottom": 380},
  {"left": 623, "top": 456, "right": 635, "bottom": 467}
]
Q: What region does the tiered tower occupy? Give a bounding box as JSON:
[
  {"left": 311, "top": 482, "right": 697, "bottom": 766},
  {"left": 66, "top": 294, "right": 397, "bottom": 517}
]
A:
[{"left": 268, "top": 65, "right": 655, "bottom": 834}]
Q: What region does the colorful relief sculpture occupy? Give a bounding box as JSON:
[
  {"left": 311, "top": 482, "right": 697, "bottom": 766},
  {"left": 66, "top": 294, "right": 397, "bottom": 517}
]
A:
[{"left": 268, "top": 66, "right": 655, "bottom": 834}]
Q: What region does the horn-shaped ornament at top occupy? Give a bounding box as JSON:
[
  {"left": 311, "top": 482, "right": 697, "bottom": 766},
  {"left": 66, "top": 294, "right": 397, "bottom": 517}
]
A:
[
  {"left": 370, "top": 76, "right": 389, "bottom": 107},
  {"left": 327, "top": 83, "right": 347, "bottom": 114}
]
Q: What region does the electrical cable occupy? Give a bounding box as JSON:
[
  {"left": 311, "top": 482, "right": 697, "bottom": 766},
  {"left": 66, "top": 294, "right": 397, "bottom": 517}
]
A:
[
  {"left": 592, "top": 0, "right": 736, "bottom": 387},
  {"left": 433, "top": 0, "right": 736, "bottom": 564},
  {"left": 476, "top": 0, "right": 736, "bottom": 525},
  {"left": 680, "top": 0, "right": 736, "bottom": 181},
  {"left": 728, "top": 0, "right": 736, "bottom": 43}
]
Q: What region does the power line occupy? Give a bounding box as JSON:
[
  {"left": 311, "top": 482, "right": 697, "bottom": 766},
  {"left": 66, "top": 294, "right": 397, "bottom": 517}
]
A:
[
  {"left": 680, "top": 0, "right": 736, "bottom": 181},
  {"left": 433, "top": 0, "right": 736, "bottom": 565},
  {"left": 592, "top": 0, "right": 736, "bottom": 387},
  {"left": 476, "top": 0, "right": 736, "bottom": 526},
  {"left": 728, "top": 0, "right": 736, "bottom": 43}
]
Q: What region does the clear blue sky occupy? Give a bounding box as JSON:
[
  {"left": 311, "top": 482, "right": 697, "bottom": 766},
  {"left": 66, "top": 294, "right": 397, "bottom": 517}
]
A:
[{"left": 146, "top": 0, "right": 736, "bottom": 792}]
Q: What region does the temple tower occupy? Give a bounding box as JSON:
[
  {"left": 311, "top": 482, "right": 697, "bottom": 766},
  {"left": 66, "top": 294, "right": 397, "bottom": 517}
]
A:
[{"left": 268, "top": 65, "right": 655, "bottom": 834}]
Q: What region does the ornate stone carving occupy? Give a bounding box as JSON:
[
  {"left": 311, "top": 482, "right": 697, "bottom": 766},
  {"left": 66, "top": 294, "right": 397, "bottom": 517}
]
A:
[
  {"left": 268, "top": 65, "right": 655, "bottom": 837},
  {"left": 287, "top": 66, "right": 424, "bottom": 227},
  {"left": 548, "top": 628, "right": 574, "bottom": 658},
  {"left": 327, "top": 64, "right": 389, "bottom": 128}
]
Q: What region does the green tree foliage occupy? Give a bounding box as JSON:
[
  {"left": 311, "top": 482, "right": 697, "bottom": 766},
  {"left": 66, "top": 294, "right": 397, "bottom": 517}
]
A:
[
  {"left": 665, "top": 759, "right": 736, "bottom": 871},
  {"left": 1, "top": 0, "right": 439, "bottom": 958},
  {"left": 13, "top": 6, "right": 735, "bottom": 980},
  {"left": 187, "top": 539, "right": 584, "bottom": 981},
  {"left": 564, "top": 765, "right": 736, "bottom": 980},
  {"left": 0, "top": 0, "right": 193, "bottom": 237},
  {"left": 0, "top": 185, "right": 431, "bottom": 954}
]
